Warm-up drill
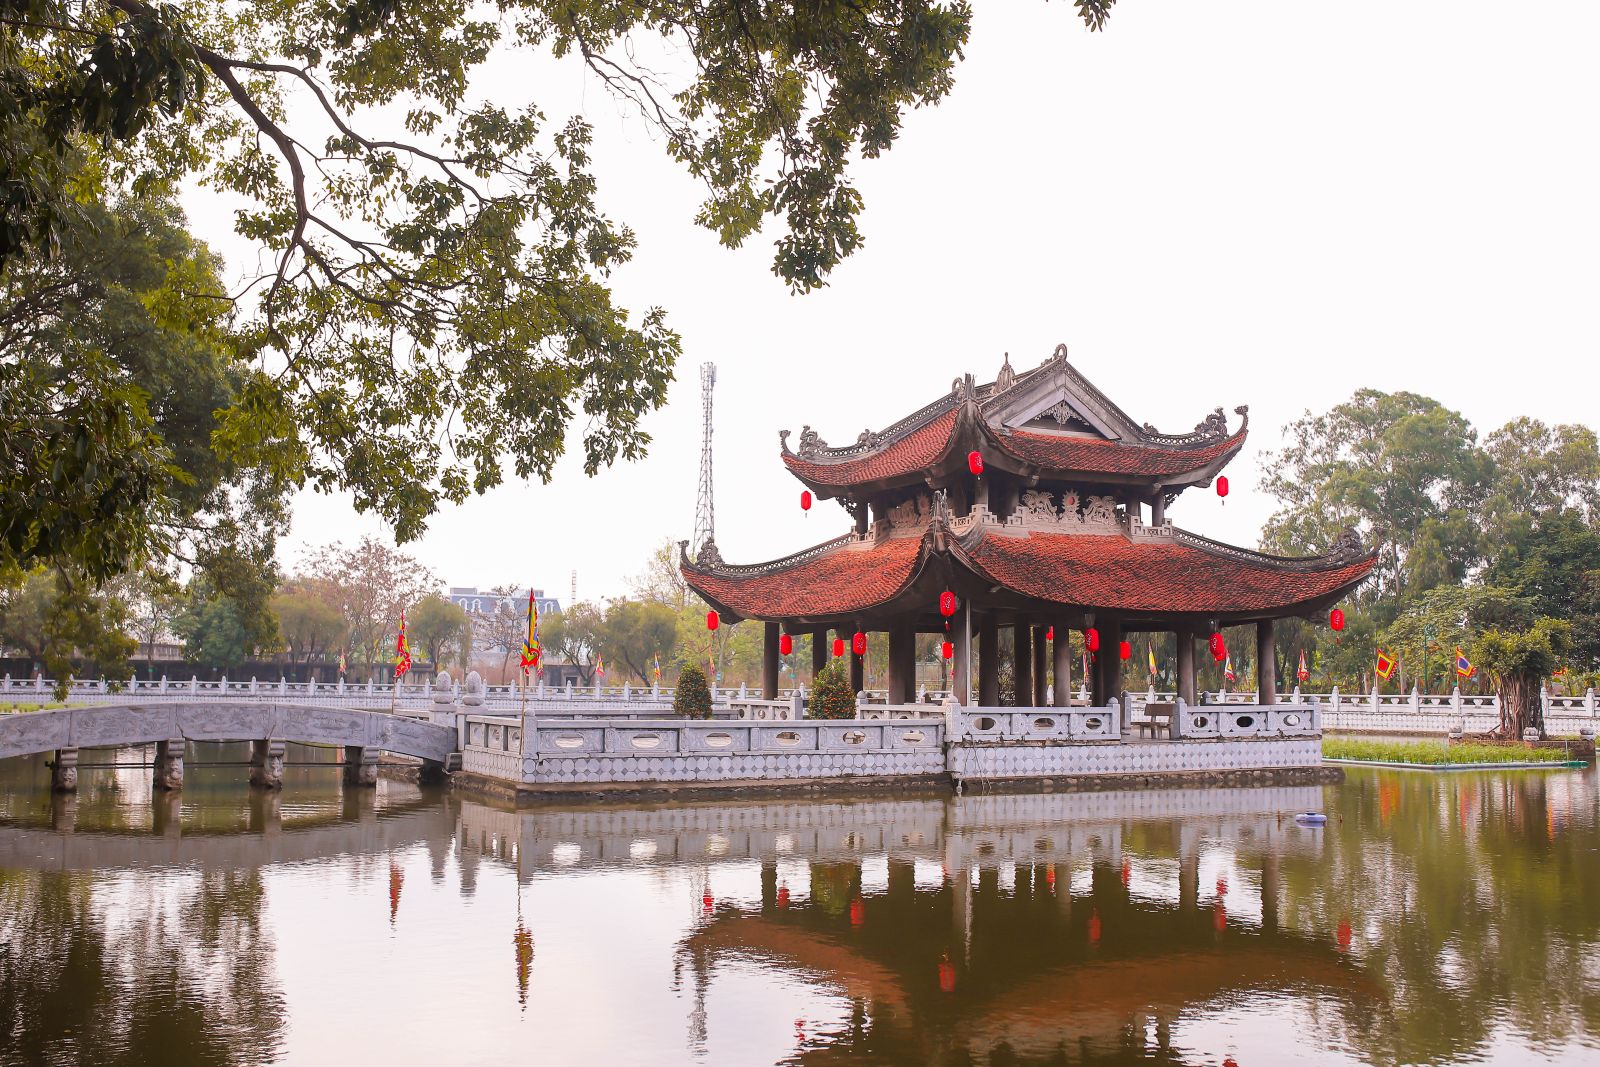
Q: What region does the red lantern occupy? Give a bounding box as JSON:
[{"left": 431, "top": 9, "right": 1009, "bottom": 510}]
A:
[
  {"left": 1216, "top": 475, "right": 1230, "bottom": 502},
  {"left": 852, "top": 632, "right": 866, "bottom": 656},
  {"left": 800, "top": 490, "right": 812, "bottom": 512},
  {"left": 941, "top": 641, "right": 954, "bottom": 660},
  {"left": 1088, "top": 910, "right": 1102, "bottom": 944},
  {"left": 777, "top": 885, "right": 790, "bottom": 908},
  {"left": 833, "top": 638, "right": 845, "bottom": 658},
  {"left": 849, "top": 895, "right": 865, "bottom": 927},
  {"left": 1046, "top": 626, "right": 1054, "bottom": 641},
  {"left": 1330, "top": 608, "right": 1346, "bottom": 632},
  {"left": 1086, "top": 627, "right": 1100, "bottom": 653},
  {"left": 967, "top": 450, "right": 984, "bottom": 476},
  {"left": 939, "top": 591, "right": 957, "bottom": 617},
  {"left": 1118, "top": 640, "right": 1131, "bottom": 661},
  {"left": 706, "top": 610, "right": 719, "bottom": 631},
  {"left": 938, "top": 957, "right": 956, "bottom": 993},
  {"left": 1208, "top": 632, "right": 1224, "bottom": 658},
  {"left": 779, "top": 633, "right": 793, "bottom": 656}
]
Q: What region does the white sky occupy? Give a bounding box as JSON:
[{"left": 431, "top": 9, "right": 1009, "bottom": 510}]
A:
[{"left": 193, "top": 1, "right": 1600, "bottom": 604}]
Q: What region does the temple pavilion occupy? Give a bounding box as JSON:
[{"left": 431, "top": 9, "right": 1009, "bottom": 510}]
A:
[{"left": 682, "top": 344, "right": 1375, "bottom": 710}]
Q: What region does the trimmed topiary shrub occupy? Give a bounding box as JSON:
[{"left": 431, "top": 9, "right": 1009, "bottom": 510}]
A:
[
  {"left": 809, "top": 661, "right": 857, "bottom": 720},
  {"left": 673, "top": 663, "right": 713, "bottom": 719}
]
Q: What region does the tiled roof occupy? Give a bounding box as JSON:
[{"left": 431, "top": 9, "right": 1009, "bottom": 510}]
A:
[
  {"left": 683, "top": 536, "right": 925, "bottom": 619},
  {"left": 994, "top": 429, "right": 1246, "bottom": 478},
  {"left": 781, "top": 409, "right": 960, "bottom": 488},
  {"left": 959, "top": 530, "right": 1374, "bottom": 615}
]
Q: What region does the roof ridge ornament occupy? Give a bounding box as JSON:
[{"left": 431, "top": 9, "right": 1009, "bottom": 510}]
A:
[
  {"left": 995, "top": 353, "right": 1016, "bottom": 392},
  {"left": 1326, "top": 527, "right": 1367, "bottom": 565}
]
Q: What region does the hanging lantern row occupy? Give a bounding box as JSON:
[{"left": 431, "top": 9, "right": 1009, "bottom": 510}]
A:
[
  {"left": 1085, "top": 627, "right": 1100, "bottom": 653},
  {"left": 1330, "top": 608, "right": 1346, "bottom": 632},
  {"left": 779, "top": 633, "right": 793, "bottom": 655},
  {"left": 939, "top": 591, "right": 957, "bottom": 617},
  {"left": 1118, "top": 640, "right": 1131, "bottom": 661},
  {"left": 941, "top": 641, "right": 954, "bottom": 660},
  {"left": 852, "top": 632, "right": 867, "bottom": 656},
  {"left": 832, "top": 638, "right": 844, "bottom": 658},
  {"left": 967, "top": 450, "right": 984, "bottom": 476},
  {"left": 706, "top": 610, "right": 719, "bottom": 631},
  {"left": 800, "top": 490, "right": 812, "bottom": 513}
]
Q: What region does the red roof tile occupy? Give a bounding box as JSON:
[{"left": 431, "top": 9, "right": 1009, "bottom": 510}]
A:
[
  {"left": 684, "top": 536, "right": 926, "bottom": 619},
  {"left": 781, "top": 410, "right": 959, "bottom": 488},
  {"left": 960, "top": 530, "right": 1373, "bottom": 615},
  {"left": 994, "top": 429, "right": 1246, "bottom": 478}
]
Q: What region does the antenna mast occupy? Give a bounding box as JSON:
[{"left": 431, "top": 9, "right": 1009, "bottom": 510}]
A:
[{"left": 692, "top": 362, "right": 717, "bottom": 560}]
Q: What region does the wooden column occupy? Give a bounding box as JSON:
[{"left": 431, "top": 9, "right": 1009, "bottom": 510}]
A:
[
  {"left": 812, "top": 628, "right": 828, "bottom": 682},
  {"left": 1032, "top": 626, "right": 1048, "bottom": 706},
  {"left": 953, "top": 605, "right": 972, "bottom": 705},
  {"left": 1013, "top": 624, "right": 1033, "bottom": 708},
  {"left": 1094, "top": 619, "right": 1123, "bottom": 707},
  {"left": 1176, "top": 629, "right": 1197, "bottom": 707},
  {"left": 762, "top": 621, "right": 779, "bottom": 699},
  {"left": 1256, "top": 620, "right": 1277, "bottom": 706},
  {"left": 887, "top": 625, "right": 915, "bottom": 704},
  {"left": 978, "top": 615, "right": 1000, "bottom": 707},
  {"left": 1052, "top": 624, "right": 1072, "bottom": 707}
]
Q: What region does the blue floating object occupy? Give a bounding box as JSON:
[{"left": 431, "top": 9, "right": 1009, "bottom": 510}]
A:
[{"left": 1294, "top": 812, "right": 1328, "bottom": 825}]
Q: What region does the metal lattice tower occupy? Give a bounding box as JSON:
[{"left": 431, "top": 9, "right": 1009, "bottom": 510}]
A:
[{"left": 692, "top": 362, "right": 717, "bottom": 559}]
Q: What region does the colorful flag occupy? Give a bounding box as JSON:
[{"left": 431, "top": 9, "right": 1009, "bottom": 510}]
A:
[
  {"left": 653, "top": 654, "right": 662, "bottom": 684},
  {"left": 1376, "top": 649, "right": 1397, "bottom": 681},
  {"left": 338, "top": 650, "right": 347, "bottom": 675},
  {"left": 595, "top": 653, "right": 605, "bottom": 678},
  {"left": 1297, "top": 648, "right": 1310, "bottom": 683},
  {"left": 1455, "top": 648, "right": 1476, "bottom": 679},
  {"left": 394, "top": 610, "right": 411, "bottom": 678},
  {"left": 1224, "top": 654, "right": 1236, "bottom": 684},
  {"left": 1147, "top": 642, "right": 1157, "bottom": 677},
  {"left": 519, "top": 590, "right": 540, "bottom": 673}
]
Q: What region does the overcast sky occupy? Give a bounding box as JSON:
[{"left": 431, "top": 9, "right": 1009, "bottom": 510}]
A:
[{"left": 193, "top": 2, "right": 1600, "bottom": 605}]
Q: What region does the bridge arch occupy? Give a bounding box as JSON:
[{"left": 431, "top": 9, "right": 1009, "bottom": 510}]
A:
[{"left": 0, "top": 702, "right": 458, "bottom": 765}]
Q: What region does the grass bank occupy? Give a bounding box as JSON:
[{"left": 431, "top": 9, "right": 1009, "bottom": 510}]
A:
[{"left": 1323, "top": 737, "right": 1578, "bottom": 766}]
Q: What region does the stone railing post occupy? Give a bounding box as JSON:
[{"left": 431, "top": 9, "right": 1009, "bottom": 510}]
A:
[
  {"left": 565, "top": 680, "right": 574, "bottom": 699},
  {"left": 159, "top": 674, "right": 168, "bottom": 692},
  {"left": 792, "top": 691, "right": 805, "bottom": 720},
  {"left": 1119, "top": 690, "right": 1133, "bottom": 732},
  {"left": 623, "top": 682, "right": 631, "bottom": 701},
  {"left": 1171, "top": 697, "right": 1188, "bottom": 739},
  {"left": 1370, "top": 686, "right": 1380, "bottom": 713},
  {"left": 36, "top": 673, "right": 45, "bottom": 693},
  {"left": 739, "top": 682, "right": 748, "bottom": 699},
  {"left": 250, "top": 676, "right": 259, "bottom": 694},
  {"left": 1540, "top": 686, "right": 1550, "bottom": 716},
  {"left": 1330, "top": 685, "right": 1340, "bottom": 715},
  {"left": 1587, "top": 687, "right": 1597, "bottom": 717},
  {"left": 1309, "top": 696, "right": 1322, "bottom": 733},
  {"left": 1451, "top": 686, "right": 1462, "bottom": 715},
  {"left": 1410, "top": 686, "right": 1421, "bottom": 713}
]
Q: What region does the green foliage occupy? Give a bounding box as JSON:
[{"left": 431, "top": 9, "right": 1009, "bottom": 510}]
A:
[
  {"left": 809, "top": 661, "right": 857, "bottom": 720},
  {"left": 269, "top": 584, "right": 345, "bottom": 663},
  {"left": 172, "top": 588, "right": 252, "bottom": 670},
  {"left": 600, "top": 599, "right": 677, "bottom": 684},
  {"left": 1473, "top": 616, "right": 1573, "bottom": 738},
  {"left": 672, "top": 663, "right": 712, "bottom": 719},
  {"left": 404, "top": 594, "right": 469, "bottom": 670},
  {"left": 0, "top": 568, "right": 135, "bottom": 688},
  {"left": 1322, "top": 737, "right": 1575, "bottom": 765},
  {"left": 543, "top": 602, "right": 606, "bottom": 683},
  {"left": 1483, "top": 510, "right": 1600, "bottom": 669}
]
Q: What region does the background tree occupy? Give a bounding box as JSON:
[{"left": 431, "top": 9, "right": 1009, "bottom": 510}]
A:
[
  {"left": 630, "top": 540, "right": 691, "bottom": 611},
  {"left": 270, "top": 583, "right": 346, "bottom": 665},
  {"left": 542, "top": 602, "right": 605, "bottom": 684},
  {"left": 0, "top": 571, "right": 54, "bottom": 663},
  {"left": 1474, "top": 618, "right": 1573, "bottom": 739},
  {"left": 469, "top": 586, "right": 531, "bottom": 682},
  {"left": 297, "top": 537, "right": 436, "bottom": 670},
  {"left": 171, "top": 583, "right": 253, "bottom": 671},
  {"left": 600, "top": 599, "right": 679, "bottom": 684},
  {"left": 408, "top": 594, "right": 471, "bottom": 672}
]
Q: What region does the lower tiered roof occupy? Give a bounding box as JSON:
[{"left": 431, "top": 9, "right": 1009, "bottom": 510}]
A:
[{"left": 682, "top": 505, "right": 1375, "bottom": 629}]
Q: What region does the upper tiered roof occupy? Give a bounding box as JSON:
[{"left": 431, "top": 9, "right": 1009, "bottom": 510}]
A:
[{"left": 779, "top": 344, "right": 1246, "bottom": 498}]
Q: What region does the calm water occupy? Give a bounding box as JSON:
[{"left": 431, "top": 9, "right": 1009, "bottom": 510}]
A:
[{"left": 1, "top": 748, "right": 1598, "bottom": 1066}]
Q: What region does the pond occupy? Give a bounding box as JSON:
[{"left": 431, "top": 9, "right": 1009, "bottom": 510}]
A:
[{"left": 1, "top": 746, "right": 1597, "bottom": 1066}]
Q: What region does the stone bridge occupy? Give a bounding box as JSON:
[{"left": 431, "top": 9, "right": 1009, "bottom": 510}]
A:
[{"left": 0, "top": 702, "right": 459, "bottom": 792}]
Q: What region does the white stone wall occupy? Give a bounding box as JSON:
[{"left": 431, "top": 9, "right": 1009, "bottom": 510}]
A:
[{"left": 948, "top": 737, "right": 1323, "bottom": 780}]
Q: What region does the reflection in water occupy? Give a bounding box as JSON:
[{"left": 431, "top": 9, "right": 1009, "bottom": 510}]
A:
[{"left": 0, "top": 749, "right": 1597, "bottom": 1066}]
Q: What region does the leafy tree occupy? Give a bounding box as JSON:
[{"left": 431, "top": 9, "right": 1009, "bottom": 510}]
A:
[
  {"left": 1481, "top": 419, "right": 1600, "bottom": 539},
  {"left": 1483, "top": 509, "right": 1600, "bottom": 672},
  {"left": 809, "top": 661, "right": 857, "bottom": 719},
  {"left": 408, "top": 594, "right": 470, "bottom": 671},
  {"left": 270, "top": 584, "right": 346, "bottom": 664},
  {"left": 601, "top": 599, "right": 678, "bottom": 683},
  {"left": 672, "top": 663, "right": 712, "bottom": 720},
  {"left": 542, "top": 601, "right": 605, "bottom": 684},
  {"left": 1473, "top": 618, "right": 1573, "bottom": 739},
  {"left": 1261, "top": 390, "right": 1487, "bottom": 606},
  {"left": 630, "top": 539, "right": 690, "bottom": 611},
  {"left": 296, "top": 537, "right": 437, "bottom": 668},
  {"left": 0, "top": 571, "right": 54, "bottom": 661},
  {"left": 172, "top": 586, "right": 252, "bottom": 670},
  {"left": 2, "top": 1, "right": 1116, "bottom": 572},
  {"left": 0, "top": 568, "right": 135, "bottom": 685}
]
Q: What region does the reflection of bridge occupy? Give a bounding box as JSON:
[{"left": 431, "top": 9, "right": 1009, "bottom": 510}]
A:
[{"left": 0, "top": 702, "right": 458, "bottom": 793}]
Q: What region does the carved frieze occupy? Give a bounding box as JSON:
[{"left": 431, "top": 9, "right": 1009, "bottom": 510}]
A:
[
  {"left": 797, "top": 426, "right": 826, "bottom": 457},
  {"left": 886, "top": 496, "right": 926, "bottom": 530},
  {"left": 1193, "top": 408, "right": 1228, "bottom": 440}
]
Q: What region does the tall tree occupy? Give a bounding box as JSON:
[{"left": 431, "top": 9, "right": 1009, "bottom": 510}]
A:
[
  {"left": 2, "top": 1, "right": 1115, "bottom": 574},
  {"left": 600, "top": 599, "right": 678, "bottom": 684},
  {"left": 297, "top": 537, "right": 437, "bottom": 668},
  {"left": 270, "top": 584, "right": 346, "bottom": 664},
  {"left": 408, "top": 594, "right": 471, "bottom": 671}
]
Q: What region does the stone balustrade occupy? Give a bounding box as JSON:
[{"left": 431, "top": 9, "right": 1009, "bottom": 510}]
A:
[{"left": 954, "top": 705, "right": 1122, "bottom": 742}]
